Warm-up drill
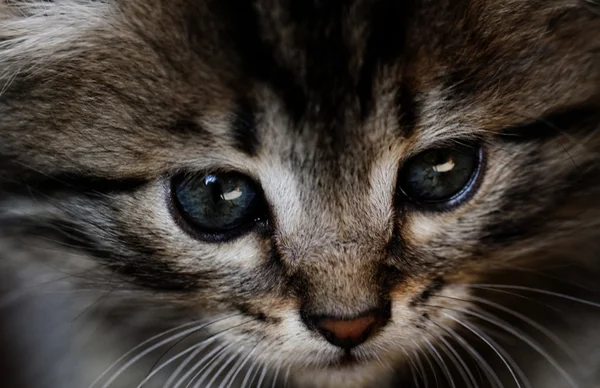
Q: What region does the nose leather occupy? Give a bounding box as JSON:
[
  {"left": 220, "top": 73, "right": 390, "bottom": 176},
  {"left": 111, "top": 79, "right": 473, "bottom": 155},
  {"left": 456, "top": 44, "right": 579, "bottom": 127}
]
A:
[
  {"left": 305, "top": 307, "right": 390, "bottom": 349},
  {"left": 321, "top": 315, "right": 375, "bottom": 339}
]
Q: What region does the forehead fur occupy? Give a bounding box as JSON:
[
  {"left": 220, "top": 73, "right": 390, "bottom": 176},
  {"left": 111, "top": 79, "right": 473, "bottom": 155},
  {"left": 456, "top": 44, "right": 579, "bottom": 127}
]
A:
[{"left": 2, "top": 0, "right": 599, "bottom": 119}]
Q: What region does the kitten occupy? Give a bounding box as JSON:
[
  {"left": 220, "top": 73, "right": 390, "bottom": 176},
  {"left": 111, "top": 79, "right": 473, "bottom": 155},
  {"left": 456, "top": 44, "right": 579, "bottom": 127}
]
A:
[{"left": 1, "top": 0, "right": 600, "bottom": 387}]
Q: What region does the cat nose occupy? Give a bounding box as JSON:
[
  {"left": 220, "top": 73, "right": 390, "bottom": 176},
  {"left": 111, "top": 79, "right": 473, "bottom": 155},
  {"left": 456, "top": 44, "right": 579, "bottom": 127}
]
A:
[
  {"left": 305, "top": 308, "right": 390, "bottom": 349},
  {"left": 316, "top": 316, "right": 378, "bottom": 349}
]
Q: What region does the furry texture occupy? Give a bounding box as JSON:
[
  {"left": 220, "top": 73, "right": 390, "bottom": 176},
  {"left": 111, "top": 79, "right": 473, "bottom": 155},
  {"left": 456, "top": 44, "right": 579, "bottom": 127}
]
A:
[{"left": 1, "top": 0, "right": 600, "bottom": 387}]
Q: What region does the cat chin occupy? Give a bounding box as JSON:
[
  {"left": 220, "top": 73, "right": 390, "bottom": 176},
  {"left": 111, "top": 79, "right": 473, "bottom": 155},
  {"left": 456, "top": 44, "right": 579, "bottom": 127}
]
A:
[{"left": 291, "top": 360, "right": 395, "bottom": 388}]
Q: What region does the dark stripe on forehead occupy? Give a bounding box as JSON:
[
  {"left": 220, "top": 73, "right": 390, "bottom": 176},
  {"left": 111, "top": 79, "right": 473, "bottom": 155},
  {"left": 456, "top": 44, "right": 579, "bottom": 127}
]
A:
[
  {"left": 214, "top": 0, "right": 308, "bottom": 122},
  {"left": 286, "top": 0, "right": 354, "bottom": 119},
  {"left": 230, "top": 99, "right": 259, "bottom": 156},
  {"left": 213, "top": 0, "right": 420, "bottom": 126},
  {"left": 357, "top": 0, "right": 418, "bottom": 119},
  {"left": 395, "top": 81, "right": 420, "bottom": 138}
]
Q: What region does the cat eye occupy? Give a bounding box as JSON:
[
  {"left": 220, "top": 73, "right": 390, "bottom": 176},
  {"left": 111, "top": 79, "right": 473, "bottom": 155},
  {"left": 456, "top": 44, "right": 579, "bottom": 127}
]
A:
[
  {"left": 398, "top": 144, "right": 482, "bottom": 208},
  {"left": 171, "top": 172, "right": 268, "bottom": 241}
]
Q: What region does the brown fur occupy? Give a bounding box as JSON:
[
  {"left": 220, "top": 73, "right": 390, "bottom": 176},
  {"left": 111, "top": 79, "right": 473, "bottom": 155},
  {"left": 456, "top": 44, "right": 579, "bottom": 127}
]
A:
[{"left": 1, "top": 0, "right": 599, "bottom": 387}]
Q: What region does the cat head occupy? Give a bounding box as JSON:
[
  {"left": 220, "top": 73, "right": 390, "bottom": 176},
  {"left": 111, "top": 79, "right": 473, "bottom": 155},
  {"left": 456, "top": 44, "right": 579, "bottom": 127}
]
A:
[{"left": 1, "top": 0, "right": 599, "bottom": 386}]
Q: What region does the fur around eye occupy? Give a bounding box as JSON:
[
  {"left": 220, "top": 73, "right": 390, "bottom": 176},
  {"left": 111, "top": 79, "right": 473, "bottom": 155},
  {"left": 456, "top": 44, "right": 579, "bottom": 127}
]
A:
[
  {"left": 170, "top": 172, "right": 268, "bottom": 241},
  {"left": 398, "top": 144, "right": 483, "bottom": 208}
]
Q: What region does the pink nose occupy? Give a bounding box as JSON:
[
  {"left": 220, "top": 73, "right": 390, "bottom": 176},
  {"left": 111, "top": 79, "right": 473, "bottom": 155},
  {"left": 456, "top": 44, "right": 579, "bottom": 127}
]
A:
[{"left": 309, "top": 312, "right": 389, "bottom": 349}]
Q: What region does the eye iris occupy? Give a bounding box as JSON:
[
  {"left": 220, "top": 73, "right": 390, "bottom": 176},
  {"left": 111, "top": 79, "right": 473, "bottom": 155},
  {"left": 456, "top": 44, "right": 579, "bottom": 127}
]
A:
[
  {"left": 400, "top": 145, "right": 479, "bottom": 203},
  {"left": 173, "top": 173, "right": 260, "bottom": 233}
]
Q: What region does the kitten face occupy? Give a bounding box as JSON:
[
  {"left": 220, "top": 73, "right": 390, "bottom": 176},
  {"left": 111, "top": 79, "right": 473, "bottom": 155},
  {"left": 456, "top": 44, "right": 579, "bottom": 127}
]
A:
[{"left": 1, "top": 0, "right": 600, "bottom": 387}]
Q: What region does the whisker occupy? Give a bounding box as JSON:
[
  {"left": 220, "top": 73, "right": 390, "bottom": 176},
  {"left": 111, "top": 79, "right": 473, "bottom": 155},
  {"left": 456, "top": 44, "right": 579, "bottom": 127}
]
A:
[
  {"left": 72, "top": 271, "right": 118, "bottom": 321},
  {"left": 432, "top": 320, "right": 504, "bottom": 388},
  {"left": 204, "top": 347, "right": 244, "bottom": 388},
  {"left": 426, "top": 328, "right": 476, "bottom": 388},
  {"left": 90, "top": 314, "right": 239, "bottom": 388},
  {"left": 165, "top": 337, "right": 212, "bottom": 388},
  {"left": 497, "top": 266, "right": 599, "bottom": 292},
  {"left": 255, "top": 363, "right": 269, "bottom": 388},
  {"left": 102, "top": 314, "right": 247, "bottom": 388},
  {"left": 436, "top": 304, "right": 580, "bottom": 388},
  {"left": 240, "top": 359, "right": 259, "bottom": 388},
  {"left": 283, "top": 364, "right": 291, "bottom": 388},
  {"left": 426, "top": 328, "right": 475, "bottom": 387},
  {"left": 239, "top": 360, "right": 255, "bottom": 388},
  {"left": 137, "top": 319, "right": 254, "bottom": 388},
  {"left": 412, "top": 348, "right": 430, "bottom": 388},
  {"left": 415, "top": 341, "right": 439, "bottom": 388},
  {"left": 219, "top": 337, "right": 265, "bottom": 388},
  {"left": 188, "top": 342, "right": 235, "bottom": 388},
  {"left": 444, "top": 313, "right": 529, "bottom": 388},
  {"left": 143, "top": 320, "right": 205, "bottom": 384},
  {"left": 451, "top": 294, "right": 579, "bottom": 363},
  {"left": 171, "top": 342, "right": 229, "bottom": 388},
  {"left": 269, "top": 358, "right": 282, "bottom": 388},
  {"left": 466, "top": 286, "right": 562, "bottom": 313},
  {"left": 175, "top": 342, "right": 232, "bottom": 388},
  {"left": 466, "top": 284, "right": 600, "bottom": 309},
  {"left": 424, "top": 337, "right": 456, "bottom": 388},
  {"left": 240, "top": 344, "right": 270, "bottom": 388},
  {"left": 138, "top": 342, "right": 211, "bottom": 388},
  {"left": 367, "top": 343, "right": 386, "bottom": 369},
  {"left": 399, "top": 346, "right": 422, "bottom": 388}
]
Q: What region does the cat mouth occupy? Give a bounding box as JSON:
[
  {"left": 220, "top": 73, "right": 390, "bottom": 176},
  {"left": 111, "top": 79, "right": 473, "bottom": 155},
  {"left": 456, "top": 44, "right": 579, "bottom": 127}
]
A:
[
  {"left": 327, "top": 352, "right": 368, "bottom": 369},
  {"left": 338, "top": 353, "right": 359, "bottom": 367}
]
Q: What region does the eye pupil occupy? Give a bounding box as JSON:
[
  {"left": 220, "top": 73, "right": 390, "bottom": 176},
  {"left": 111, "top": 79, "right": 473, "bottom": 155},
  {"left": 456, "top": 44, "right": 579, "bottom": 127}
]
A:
[
  {"left": 207, "top": 178, "right": 222, "bottom": 203},
  {"left": 172, "top": 172, "right": 265, "bottom": 240},
  {"left": 398, "top": 145, "right": 481, "bottom": 206}
]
